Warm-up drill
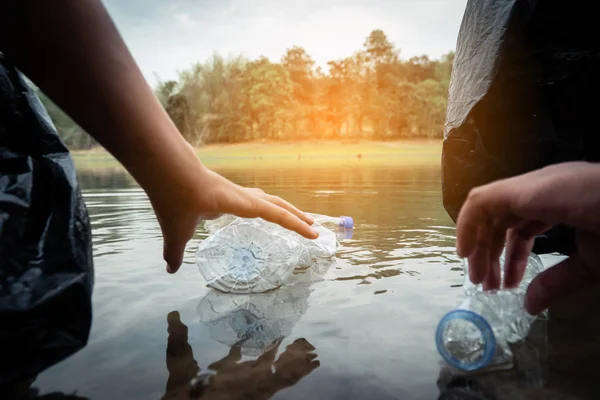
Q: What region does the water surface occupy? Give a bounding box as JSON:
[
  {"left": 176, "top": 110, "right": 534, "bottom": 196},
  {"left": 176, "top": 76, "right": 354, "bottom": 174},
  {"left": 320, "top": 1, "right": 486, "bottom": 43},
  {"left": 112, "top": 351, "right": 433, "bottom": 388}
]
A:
[{"left": 31, "top": 163, "right": 562, "bottom": 399}]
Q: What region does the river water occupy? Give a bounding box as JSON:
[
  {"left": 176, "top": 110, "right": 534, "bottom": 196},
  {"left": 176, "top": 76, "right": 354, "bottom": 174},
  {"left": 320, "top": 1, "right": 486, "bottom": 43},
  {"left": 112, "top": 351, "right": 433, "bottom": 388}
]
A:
[{"left": 32, "top": 163, "right": 570, "bottom": 400}]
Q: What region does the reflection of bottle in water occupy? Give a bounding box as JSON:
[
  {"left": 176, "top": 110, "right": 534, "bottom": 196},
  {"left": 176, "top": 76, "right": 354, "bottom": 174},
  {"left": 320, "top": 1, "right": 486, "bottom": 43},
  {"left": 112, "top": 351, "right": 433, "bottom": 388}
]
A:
[
  {"left": 197, "top": 283, "right": 312, "bottom": 356},
  {"left": 436, "top": 289, "right": 536, "bottom": 372},
  {"left": 196, "top": 214, "right": 348, "bottom": 293},
  {"left": 462, "top": 249, "right": 544, "bottom": 295}
]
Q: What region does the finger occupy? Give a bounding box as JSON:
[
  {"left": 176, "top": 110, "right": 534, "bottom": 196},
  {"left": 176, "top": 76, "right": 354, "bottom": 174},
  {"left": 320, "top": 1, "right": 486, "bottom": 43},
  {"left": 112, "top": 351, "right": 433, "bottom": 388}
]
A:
[
  {"left": 237, "top": 192, "right": 318, "bottom": 239},
  {"left": 253, "top": 191, "right": 314, "bottom": 225},
  {"left": 164, "top": 237, "right": 186, "bottom": 274},
  {"left": 503, "top": 220, "right": 549, "bottom": 288},
  {"left": 525, "top": 255, "right": 600, "bottom": 315},
  {"left": 466, "top": 221, "right": 492, "bottom": 284},
  {"left": 503, "top": 229, "right": 533, "bottom": 289},
  {"left": 162, "top": 215, "right": 200, "bottom": 274},
  {"left": 482, "top": 223, "right": 506, "bottom": 290},
  {"left": 456, "top": 184, "right": 518, "bottom": 258}
]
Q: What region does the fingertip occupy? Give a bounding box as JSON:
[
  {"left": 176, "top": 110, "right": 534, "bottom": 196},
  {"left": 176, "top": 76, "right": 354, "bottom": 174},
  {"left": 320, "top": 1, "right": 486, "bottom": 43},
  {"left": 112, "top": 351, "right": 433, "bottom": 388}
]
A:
[
  {"left": 455, "top": 227, "right": 476, "bottom": 259},
  {"left": 525, "top": 283, "right": 545, "bottom": 315},
  {"left": 524, "top": 256, "right": 593, "bottom": 315},
  {"left": 166, "top": 263, "right": 179, "bottom": 274},
  {"left": 456, "top": 242, "right": 468, "bottom": 258},
  {"left": 467, "top": 250, "right": 488, "bottom": 285},
  {"left": 164, "top": 240, "right": 185, "bottom": 274}
]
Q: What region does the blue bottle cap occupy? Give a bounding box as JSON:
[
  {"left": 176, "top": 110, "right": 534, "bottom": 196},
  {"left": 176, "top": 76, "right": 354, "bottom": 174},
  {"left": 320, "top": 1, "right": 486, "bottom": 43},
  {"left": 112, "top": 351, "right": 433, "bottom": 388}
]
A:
[
  {"left": 435, "top": 309, "right": 496, "bottom": 371},
  {"left": 339, "top": 216, "right": 354, "bottom": 229}
]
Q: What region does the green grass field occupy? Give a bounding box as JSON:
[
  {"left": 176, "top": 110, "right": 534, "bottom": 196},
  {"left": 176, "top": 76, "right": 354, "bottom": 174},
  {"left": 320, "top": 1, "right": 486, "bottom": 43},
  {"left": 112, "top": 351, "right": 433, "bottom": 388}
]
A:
[{"left": 71, "top": 139, "right": 443, "bottom": 171}]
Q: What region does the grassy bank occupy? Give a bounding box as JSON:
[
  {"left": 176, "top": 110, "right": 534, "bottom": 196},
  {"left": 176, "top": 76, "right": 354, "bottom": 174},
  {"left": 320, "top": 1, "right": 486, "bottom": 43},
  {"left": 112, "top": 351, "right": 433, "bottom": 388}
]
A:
[{"left": 71, "top": 139, "right": 442, "bottom": 172}]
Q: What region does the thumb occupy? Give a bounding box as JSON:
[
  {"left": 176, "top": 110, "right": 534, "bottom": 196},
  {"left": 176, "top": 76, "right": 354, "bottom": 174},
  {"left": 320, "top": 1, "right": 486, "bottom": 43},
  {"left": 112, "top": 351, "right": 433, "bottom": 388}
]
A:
[
  {"left": 525, "top": 255, "right": 600, "bottom": 315},
  {"left": 164, "top": 237, "right": 186, "bottom": 274},
  {"left": 162, "top": 216, "right": 199, "bottom": 274}
]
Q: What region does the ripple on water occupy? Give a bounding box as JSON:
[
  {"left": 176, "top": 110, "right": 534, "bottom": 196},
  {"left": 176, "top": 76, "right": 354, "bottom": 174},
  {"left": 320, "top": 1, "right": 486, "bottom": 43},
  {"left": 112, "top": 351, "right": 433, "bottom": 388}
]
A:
[{"left": 34, "top": 165, "right": 474, "bottom": 400}]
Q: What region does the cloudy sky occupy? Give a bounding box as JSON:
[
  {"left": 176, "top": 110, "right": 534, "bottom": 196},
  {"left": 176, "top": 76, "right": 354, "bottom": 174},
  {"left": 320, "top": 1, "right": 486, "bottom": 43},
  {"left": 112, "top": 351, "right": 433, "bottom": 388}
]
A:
[{"left": 102, "top": 0, "right": 468, "bottom": 86}]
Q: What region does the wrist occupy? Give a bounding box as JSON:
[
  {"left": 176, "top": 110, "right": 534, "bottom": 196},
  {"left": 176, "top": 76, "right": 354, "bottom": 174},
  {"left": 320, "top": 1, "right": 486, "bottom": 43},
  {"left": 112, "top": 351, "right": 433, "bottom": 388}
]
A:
[{"left": 118, "top": 124, "right": 204, "bottom": 196}]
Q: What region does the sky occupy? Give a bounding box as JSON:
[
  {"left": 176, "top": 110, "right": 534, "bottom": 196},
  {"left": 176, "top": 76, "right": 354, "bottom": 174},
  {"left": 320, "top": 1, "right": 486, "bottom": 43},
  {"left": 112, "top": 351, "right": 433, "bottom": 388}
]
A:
[{"left": 102, "top": 0, "right": 469, "bottom": 86}]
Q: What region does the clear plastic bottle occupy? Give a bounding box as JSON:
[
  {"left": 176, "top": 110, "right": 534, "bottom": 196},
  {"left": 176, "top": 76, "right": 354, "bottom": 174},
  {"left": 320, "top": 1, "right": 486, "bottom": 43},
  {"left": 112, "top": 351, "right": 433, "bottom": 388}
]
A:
[
  {"left": 305, "top": 213, "right": 354, "bottom": 229},
  {"left": 203, "top": 213, "right": 354, "bottom": 240},
  {"left": 436, "top": 289, "right": 536, "bottom": 372},
  {"left": 462, "top": 249, "right": 545, "bottom": 295},
  {"left": 196, "top": 215, "right": 348, "bottom": 293},
  {"left": 202, "top": 214, "right": 238, "bottom": 233}
]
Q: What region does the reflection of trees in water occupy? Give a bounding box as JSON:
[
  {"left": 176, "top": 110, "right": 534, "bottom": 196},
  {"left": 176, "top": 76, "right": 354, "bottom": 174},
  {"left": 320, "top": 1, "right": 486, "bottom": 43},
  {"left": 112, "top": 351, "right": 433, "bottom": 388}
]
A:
[
  {"left": 76, "top": 170, "right": 136, "bottom": 191},
  {"left": 76, "top": 170, "right": 156, "bottom": 255}
]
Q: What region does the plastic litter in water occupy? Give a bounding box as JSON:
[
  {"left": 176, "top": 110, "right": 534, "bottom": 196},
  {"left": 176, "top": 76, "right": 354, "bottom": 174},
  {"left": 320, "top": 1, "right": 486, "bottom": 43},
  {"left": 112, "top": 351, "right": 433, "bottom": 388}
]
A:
[
  {"left": 196, "top": 213, "right": 353, "bottom": 294},
  {"left": 436, "top": 250, "right": 545, "bottom": 372}
]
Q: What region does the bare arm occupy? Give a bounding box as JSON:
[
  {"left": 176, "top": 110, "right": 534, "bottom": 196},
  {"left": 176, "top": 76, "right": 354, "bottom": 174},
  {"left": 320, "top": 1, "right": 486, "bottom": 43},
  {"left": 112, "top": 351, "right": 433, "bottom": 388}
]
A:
[
  {"left": 0, "top": 0, "right": 317, "bottom": 272},
  {"left": 0, "top": 0, "right": 194, "bottom": 195}
]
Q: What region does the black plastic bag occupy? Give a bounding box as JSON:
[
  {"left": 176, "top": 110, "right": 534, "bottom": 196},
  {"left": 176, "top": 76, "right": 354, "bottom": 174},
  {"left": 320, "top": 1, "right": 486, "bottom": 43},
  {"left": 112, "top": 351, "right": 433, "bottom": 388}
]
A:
[
  {"left": 442, "top": 0, "right": 600, "bottom": 255},
  {"left": 0, "top": 54, "right": 94, "bottom": 387}
]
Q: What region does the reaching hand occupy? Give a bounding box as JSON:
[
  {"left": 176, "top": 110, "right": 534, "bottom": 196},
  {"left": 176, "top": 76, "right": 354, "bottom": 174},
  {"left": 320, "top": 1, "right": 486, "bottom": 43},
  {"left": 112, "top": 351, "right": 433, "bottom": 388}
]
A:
[
  {"left": 146, "top": 146, "right": 317, "bottom": 273},
  {"left": 455, "top": 161, "right": 600, "bottom": 314},
  {"left": 0, "top": 1, "right": 318, "bottom": 275}
]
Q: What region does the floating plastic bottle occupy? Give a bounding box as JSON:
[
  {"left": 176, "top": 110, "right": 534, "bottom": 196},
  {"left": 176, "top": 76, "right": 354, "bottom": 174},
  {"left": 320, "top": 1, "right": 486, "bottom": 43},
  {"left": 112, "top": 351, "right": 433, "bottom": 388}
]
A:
[
  {"left": 436, "top": 289, "right": 536, "bottom": 372},
  {"left": 196, "top": 214, "right": 353, "bottom": 293},
  {"left": 436, "top": 250, "right": 546, "bottom": 372},
  {"left": 203, "top": 213, "right": 354, "bottom": 240},
  {"left": 462, "top": 249, "right": 545, "bottom": 296},
  {"left": 305, "top": 213, "right": 354, "bottom": 229}
]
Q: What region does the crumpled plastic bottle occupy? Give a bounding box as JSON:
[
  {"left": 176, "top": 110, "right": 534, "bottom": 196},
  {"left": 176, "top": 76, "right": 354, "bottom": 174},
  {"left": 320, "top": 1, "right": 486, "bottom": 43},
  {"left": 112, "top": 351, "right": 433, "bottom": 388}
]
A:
[
  {"left": 196, "top": 214, "right": 353, "bottom": 294},
  {"left": 436, "top": 289, "right": 536, "bottom": 372},
  {"left": 436, "top": 250, "right": 546, "bottom": 372},
  {"left": 203, "top": 213, "right": 354, "bottom": 240},
  {"left": 462, "top": 249, "right": 545, "bottom": 296}
]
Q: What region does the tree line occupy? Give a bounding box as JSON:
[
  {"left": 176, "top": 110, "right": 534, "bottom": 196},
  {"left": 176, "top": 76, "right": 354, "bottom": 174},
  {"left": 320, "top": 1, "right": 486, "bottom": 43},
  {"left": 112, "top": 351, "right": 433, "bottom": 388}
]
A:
[{"left": 35, "top": 29, "right": 454, "bottom": 149}]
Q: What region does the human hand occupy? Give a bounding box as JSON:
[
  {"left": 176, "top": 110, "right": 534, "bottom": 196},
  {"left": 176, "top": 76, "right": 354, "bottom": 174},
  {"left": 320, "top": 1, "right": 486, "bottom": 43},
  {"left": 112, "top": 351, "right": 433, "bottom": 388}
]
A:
[
  {"left": 0, "top": 1, "right": 317, "bottom": 274},
  {"left": 455, "top": 161, "right": 600, "bottom": 315},
  {"left": 145, "top": 145, "right": 317, "bottom": 273}
]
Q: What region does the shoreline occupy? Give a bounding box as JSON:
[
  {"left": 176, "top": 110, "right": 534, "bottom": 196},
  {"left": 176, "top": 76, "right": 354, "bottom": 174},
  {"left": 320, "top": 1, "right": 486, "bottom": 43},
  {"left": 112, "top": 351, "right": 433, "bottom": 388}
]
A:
[{"left": 71, "top": 139, "right": 443, "bottom": 171}]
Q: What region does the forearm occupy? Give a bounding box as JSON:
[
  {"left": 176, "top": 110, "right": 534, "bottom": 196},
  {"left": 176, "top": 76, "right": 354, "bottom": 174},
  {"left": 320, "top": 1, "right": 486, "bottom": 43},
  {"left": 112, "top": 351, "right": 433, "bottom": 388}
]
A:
[{"left": 0, "top": 0, "right": 200, "bottom": 193}]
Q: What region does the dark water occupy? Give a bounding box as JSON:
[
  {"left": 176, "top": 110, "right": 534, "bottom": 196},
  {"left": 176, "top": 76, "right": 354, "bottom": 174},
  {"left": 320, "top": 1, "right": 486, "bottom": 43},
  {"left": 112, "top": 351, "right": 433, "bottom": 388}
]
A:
[{"left": 29, "top": 164, "right": 585, "bottom": 400}]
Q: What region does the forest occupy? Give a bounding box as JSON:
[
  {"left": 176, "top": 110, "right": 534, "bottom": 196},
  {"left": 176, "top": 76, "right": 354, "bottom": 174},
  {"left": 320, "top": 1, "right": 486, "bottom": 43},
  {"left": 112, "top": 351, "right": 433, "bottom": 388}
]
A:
[{"left": 35, "top": 30, "right": 454, "bottom": 149}]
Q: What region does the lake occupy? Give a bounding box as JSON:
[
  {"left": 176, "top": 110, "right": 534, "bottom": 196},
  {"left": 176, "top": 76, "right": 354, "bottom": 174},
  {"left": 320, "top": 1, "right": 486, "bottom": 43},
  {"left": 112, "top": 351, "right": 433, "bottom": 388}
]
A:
[{"left": 30, "top": 162, "right": 575, "bottom": 400}]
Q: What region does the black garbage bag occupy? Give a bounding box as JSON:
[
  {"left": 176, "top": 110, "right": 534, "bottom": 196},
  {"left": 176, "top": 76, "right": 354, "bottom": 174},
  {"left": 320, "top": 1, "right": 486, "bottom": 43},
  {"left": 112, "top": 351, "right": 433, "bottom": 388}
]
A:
[
  {"left": 0, "top": 54, "right": 94, "bottom": 387},
  {"left": 442, "top": 0, "right": 600, "bottom": 255}
]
